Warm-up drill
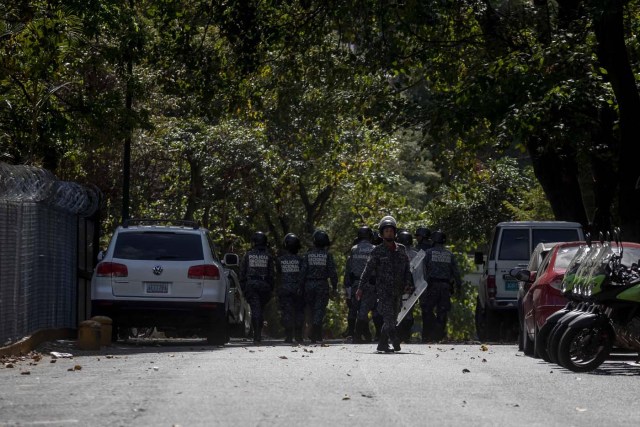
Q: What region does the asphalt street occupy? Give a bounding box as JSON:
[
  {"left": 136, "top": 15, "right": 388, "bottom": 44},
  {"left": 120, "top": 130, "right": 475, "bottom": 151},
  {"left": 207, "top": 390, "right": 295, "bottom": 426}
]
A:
[{"left": 1, "top": 338, "right": 639, "bottom": 426}]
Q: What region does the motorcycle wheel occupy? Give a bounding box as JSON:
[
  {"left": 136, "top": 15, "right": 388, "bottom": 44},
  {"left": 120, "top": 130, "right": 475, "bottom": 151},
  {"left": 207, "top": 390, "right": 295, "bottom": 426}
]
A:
[
  {"left": 557, "top": 325, "right": 613, "bottom": 372},
  {"left": 535, "top": 321, "right": 554, "bottom": 362},
  {"left": 547, "top": 322, "right": 568, "bottom": 365}
]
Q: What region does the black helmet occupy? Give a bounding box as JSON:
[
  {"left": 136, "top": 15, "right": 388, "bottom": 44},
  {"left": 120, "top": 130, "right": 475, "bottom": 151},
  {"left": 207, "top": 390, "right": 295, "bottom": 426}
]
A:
[
  {"left": 312, "top": 230, "right": 330, "bottom": 248},
  {"left": 357, "top": 226, "right": 373, "bottom": 242},
  {"left": 431, "top": 230, "right": 446, "bottom": 245},
  {"left": 415, "top": 227, "right": 431, "bottom": 239},
  {"left": 397, "top": 230, "right": 413, "bottom": 246},
  {"left": 283, "top": 233, "right": 301, "bottom": 254},
  {"left": 378, "top": 215, "right": 397, "bottom": 234},
  {"left": 251, "top": 231, "right": 268, "bottom": 248},
  {"left": 372, "top": 231, "right": 383, "bottom": 245}
]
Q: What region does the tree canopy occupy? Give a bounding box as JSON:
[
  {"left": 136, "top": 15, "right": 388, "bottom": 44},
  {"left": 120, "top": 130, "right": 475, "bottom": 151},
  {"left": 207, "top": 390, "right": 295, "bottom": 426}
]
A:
[{"left": 3, "top": 0, "right": 640, "bottom": 250}]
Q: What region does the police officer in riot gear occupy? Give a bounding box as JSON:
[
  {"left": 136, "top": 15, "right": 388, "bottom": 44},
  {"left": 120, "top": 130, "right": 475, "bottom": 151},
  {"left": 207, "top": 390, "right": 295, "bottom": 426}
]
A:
[
  {"left": 240, "top": 231, "right": 276, "bottom": 343},
  {"left": 277, "top": 233, "right": 304, "bottom": 343},
  {"left": 299, "top": 230, "right": 339, "bottom": 343},
  {"left": 344, "top": 226, "right": 375, "bottom": 342},
  {"left": 357, "top": 216, "right": 414, "bottom": 352},
  {"left": 415, "top": 227, "right": 432, "bottom": 252},
  {"left": 420, "top": 230, "right": 462, "bottom": 342},
  {"left": 396, "top": 230, "right": 418, "bottom": 343}
]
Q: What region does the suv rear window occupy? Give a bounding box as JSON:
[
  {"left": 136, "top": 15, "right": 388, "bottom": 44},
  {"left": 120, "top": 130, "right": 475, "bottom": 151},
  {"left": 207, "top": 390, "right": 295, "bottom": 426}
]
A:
[
  {"left": 532, "top": 229, "right": 580, "bottom": 247},
  {"left": 113, "top": 231, "right": 204, "bottom": 261},
  {"left": 499, "top": 229, "right": 529, "bottom": 260}
]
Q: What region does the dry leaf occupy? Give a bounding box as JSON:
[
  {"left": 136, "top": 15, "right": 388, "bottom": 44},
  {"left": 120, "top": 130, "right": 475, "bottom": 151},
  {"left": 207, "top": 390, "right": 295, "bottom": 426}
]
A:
[
  {"left": 342, "top": 395, "right": 350, "bottom": 400},
  {"left": 21, "top": 371, "right": 31, "bottom": 375},
  {"left": 462, "top": 369, "right": 470, "bottom": 373},
  {"left": 480, "top": 345, "right": 488, "bottom": 351},
  {"left": 279, "top": 356, "right": 288, "bottom": 360},
  {"left": 74, "top": 365, "right": 82, "bottom": 371}
]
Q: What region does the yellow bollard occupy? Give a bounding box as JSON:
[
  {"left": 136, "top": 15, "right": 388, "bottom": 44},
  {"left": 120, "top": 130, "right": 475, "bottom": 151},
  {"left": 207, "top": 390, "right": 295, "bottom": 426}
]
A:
[
  {"left": 78, "top": 320, "right": 102, "bottom": 350},
  {"left": 90, "top": 316, "right": 113, "bottom": 346}
]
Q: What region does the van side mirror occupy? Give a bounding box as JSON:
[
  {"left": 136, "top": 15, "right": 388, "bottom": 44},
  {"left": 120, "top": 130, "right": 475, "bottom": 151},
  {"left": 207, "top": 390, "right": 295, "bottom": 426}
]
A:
[
  {"left": 223, "top": 253, "right": 239, "bottom": 266},
  {"left": 474, "top": 252, "right": 484, "bottom": 265}
]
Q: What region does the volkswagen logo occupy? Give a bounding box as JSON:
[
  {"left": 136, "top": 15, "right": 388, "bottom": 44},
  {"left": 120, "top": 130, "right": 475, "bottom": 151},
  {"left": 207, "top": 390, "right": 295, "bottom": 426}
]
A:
[{"left": 153, "top": 265, "right": 163, "bottom": 276}]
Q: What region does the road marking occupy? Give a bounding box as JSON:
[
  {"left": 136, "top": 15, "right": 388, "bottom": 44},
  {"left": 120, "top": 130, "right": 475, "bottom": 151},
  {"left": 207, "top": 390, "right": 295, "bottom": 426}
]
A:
[{"left": 1, "top": 420, "right": 79, "bottom": 425}]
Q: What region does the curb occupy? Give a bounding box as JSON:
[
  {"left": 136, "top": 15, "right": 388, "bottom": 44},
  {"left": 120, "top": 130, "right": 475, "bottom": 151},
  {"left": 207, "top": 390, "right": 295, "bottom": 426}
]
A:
[{"left": 0, "top": 328, "right": 77, "bottom": 357}]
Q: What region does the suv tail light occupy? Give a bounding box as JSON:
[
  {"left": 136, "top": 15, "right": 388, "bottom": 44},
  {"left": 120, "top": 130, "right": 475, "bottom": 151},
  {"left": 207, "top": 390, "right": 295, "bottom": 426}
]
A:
[
  {"left": 96, "top": 262, "right": 128, "bottom": 277},
  {"left": 188, "top": 265, "right": 220, "bottom": 280},
  {"left": 487, "top": 275, "right": 497, "bottom": 299}
]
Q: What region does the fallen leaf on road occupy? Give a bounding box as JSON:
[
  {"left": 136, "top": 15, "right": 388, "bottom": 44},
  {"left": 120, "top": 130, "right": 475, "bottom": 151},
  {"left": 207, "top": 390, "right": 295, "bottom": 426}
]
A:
[
  {"left": 576, "top": 407, "right": 587, "bottom": 412},
  {"left": 361, "top": 394, "right": 373, "bottom": 398},
  {"left": 5, "top": 363, "right": 14, "bottom": 368},
  {"left": 480, "top": 345, "right": 488, "bottom": 351},
  {"left": 50, "top": 359, "right": 56, "bottom": 364},
  {"left": 21, "top": 371, "right": 30, "bottom": 375},
  {"left": 279, "top": 356, "right": 288, "bottom": 360},
  {"left": 462, "top": 369, "right": 470, "bottom": 373},
  {"left": 73, "top": 365, "right": 82, "bottom": 371},
  {"left": 482, "top": 359, "right": 487, "bottom": 363},
  {"left": 51, "top": 352, "right": 73, "bottom": 359},
  {"left": 342, "top": 394, "right": 350, "bottom": 400}
]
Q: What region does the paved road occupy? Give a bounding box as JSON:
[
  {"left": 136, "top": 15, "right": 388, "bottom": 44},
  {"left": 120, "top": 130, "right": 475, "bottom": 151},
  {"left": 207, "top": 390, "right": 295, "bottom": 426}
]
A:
[{"left": 1, "top": 338, "right": 639, "bottom": 426}]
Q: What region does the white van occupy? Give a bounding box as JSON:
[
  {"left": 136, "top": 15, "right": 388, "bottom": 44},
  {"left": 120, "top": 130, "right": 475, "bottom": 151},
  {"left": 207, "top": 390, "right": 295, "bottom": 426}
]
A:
[{"left": 475, "top": 221, "right": 584, "bottom": 340}]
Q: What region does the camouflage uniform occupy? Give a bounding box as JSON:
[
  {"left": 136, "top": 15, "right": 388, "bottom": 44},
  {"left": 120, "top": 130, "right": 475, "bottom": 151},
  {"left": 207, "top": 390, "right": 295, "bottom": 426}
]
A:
[
  {"left": 344, "top": 240, "right": 375, "bottom": 338},
  {"left": 277, "top": 253, "right": 304, "bottom": 339},
  {"left": 240, "top": 247, "right": 276, "bottom": 340},
  {"left": 300, "top": 248, "right": 339, "bottom": 329},
  {"left": 420, "top": 244, "right": 462, "bottom": 342},
  {"left": 359, "top": 242, "right": 413, "bottom": 348}
]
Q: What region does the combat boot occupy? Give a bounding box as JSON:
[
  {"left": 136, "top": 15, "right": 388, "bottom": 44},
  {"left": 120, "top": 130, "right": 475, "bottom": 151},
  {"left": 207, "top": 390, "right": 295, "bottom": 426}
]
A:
[
  {"left": 294, "top": 323, "right": 304, "bottom": 343},
  {"left": 284, "top": 327, "right": 293, "bottom": 343},
  {"left": 342, "top": 319, "right": 355, "bottom": 338},
  {"left": 376, "top": 331, "right": 393, "bottom": 353},
  {"left": 392, "top": 337, "right": 401, "bottom": 352},
  {"left": 253, "top": 321, "right": 262, "bottom": 344},
  {"left": 353, "top": 320, "right": 368, "bottom": 344}
]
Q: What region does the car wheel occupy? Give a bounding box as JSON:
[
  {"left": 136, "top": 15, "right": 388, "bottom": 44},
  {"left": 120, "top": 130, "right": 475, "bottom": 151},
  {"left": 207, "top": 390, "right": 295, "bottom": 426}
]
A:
[
  {"left": 522, "top": 321, "right": 534, "bottom": 356},
  {"left": 207, "top": 311, "right": 228, "bottom": 346},
  {"left": 557, "top": 325, "right": 612, "bottom": 372}
]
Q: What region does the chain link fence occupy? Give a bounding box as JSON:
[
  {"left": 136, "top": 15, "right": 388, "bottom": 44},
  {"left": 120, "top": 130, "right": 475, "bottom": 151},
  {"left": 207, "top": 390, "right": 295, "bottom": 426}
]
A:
[{"left": 0, "top": 162, "right": 101, "bottom": 345}]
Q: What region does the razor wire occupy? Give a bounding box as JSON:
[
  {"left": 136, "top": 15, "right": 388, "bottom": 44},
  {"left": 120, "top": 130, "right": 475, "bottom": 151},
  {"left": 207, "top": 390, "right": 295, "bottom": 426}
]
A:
[{"left": 0, "top": 162, "right": 101, "bottom": 217}]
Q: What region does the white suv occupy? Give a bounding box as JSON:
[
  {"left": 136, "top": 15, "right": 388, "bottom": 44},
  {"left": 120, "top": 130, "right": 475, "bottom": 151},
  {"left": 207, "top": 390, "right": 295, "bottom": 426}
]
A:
[
  {"left": 475, "top": 221, "right": 583, "bottom": 341},
  {"left": 91, "top": 219, "right": 248, "bottom": 345}
]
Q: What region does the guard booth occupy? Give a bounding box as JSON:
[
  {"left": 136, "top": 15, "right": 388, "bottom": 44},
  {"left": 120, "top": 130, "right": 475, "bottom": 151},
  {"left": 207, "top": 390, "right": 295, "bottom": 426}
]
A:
[{"left": 0, "top": 162, "right": 101, "bottom": 345}]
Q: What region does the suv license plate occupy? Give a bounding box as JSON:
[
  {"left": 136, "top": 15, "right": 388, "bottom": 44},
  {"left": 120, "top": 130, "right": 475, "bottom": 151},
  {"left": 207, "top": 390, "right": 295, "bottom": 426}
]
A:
[
  {"left": 145, "top": 282, "right": 169, "bottom": 293},
  {"left": 505, "top": 281, "right": 518, "bottom": 291}
]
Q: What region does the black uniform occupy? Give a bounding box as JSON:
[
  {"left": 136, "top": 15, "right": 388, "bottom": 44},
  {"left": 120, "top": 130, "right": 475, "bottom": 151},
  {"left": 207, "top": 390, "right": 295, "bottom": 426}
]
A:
[
  {"left": 420, "top": 244, "right": 462, "bottom": 342},
  {"left": 299, "top": 247, "right": 338, "bottom": 342},
  {"left": 344, "top": 240, "right": 375, "bottom": 339},
  {"left": 240, "top": 247, "right": 276, "bottom": 342},
  {"left": 277, "top": 253, "right": 304, "bottom": 341}
]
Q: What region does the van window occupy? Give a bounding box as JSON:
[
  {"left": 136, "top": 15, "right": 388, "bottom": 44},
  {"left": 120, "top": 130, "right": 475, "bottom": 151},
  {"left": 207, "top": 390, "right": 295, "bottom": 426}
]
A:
[
  {"left": 532, "top": 229, "right": 580, "bottom": 247},
  {"left": 498, "top": 229, "right": 529, "bottom": 260}
]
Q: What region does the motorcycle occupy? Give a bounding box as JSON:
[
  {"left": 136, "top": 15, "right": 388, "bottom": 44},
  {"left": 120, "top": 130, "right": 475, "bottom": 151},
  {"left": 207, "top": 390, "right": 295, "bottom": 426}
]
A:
[{"left": 553, "top": 230, "right": 640, "bottom": 372}]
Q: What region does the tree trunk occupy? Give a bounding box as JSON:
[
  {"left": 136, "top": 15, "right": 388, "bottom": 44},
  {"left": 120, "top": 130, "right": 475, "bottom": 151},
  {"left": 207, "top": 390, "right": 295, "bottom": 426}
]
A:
[
  {"left": 592, "top": 0, "right": 640, "bottom": 241},
  {"left": 528, "top": 140, "right": 588, "bottom": 224}
]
